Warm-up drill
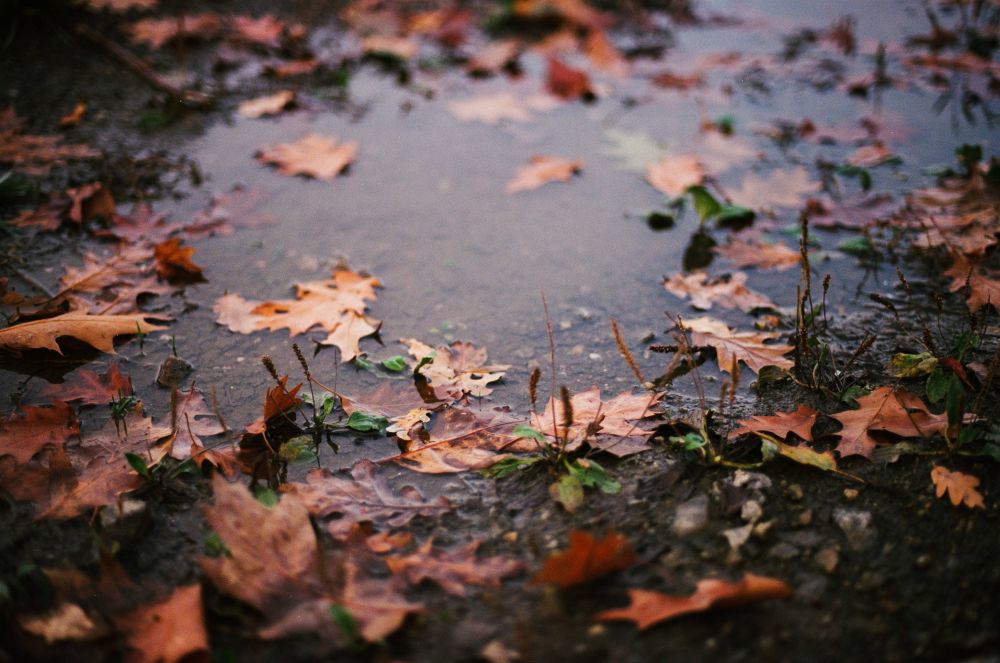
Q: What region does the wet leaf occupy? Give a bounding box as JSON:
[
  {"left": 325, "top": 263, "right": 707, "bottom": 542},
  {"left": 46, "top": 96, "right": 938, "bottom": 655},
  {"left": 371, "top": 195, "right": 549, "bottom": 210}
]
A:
[
  {"left": 731, "top": 167, "right": 820, "bottom": 210},
  {"left": 646, "top": 155, "right": 704, "bottom": 198},
  {"left": 214, "top": 267, "right": 380, "bottom": 361},
  {"left": 729, "top": 404, "right": 818, "bottom": 442},
  {"left": 283, "top": 459, "right": 451, "bottom": 538},
  {"left": 665, "top": 271, "right": 776, "bottom": 313},
  {"left": 831, "top": 386, "right": 950, "bottom": 459},
  {"left": 127, "top": 14, "right": 221, "bottom": 48},
  {"left": 117, "top": 585, "right": 208, "bottom": 663},
  {"left": 346, "top": 411, "right": 389, "bottom": 433},
  {"left": 549, "top": 472, "right": 584, "bottom": 512},
  {"left": 0, "top": 402, "right": 79, "bottom": 465},
  {"left": 238, "top": 91, "right": 296, "bottom": 119},
  {"left": 760, "top": 436, "right": 838, "bottom": 473},
  {"left": 930, "top": 466, "right": 985, "bottom": 509},
  {"left": 0, "top": 107, "right": 98, "bottom": 176},
  {"left": 531, "top": 387, "right": 662, "bottom": 457},
  {"left": 532, "top": 530, "right": 634, "bottom": 588},
  {"left": 390, "top": 407, "right": 520, "bottom": 473},
  {"left": 401, "top": 338, "right": 509, "bottom": 398},
  {"left": 682, "top": 317, "right": 794, "bottom": 374},
  {"left": 156, "top": 386, "right": 233, "bottom": 474},
  {"left": 386, "top": 539, "right": 524, "bottom": 596},
  {"left": 714, "top": 237, "right": 800, "bottom": 272},
  {"left": 596, "top": 573, "right": 791, "bottom": 629},
  {"left": 448, "top": 92, "right": 555, "bottom": 125},
  {"left": 888, "top": 352, "right": 938, "bottom": 378},
  {"left": 36, "top": 363, "right": 132, "bottom": 406},
  {"left": 545, "top": 56, "right": 592, "bottom": 100},
  {"left": 153, "top": 238, "right": 204, "bottom": 283},
  {"left": 505, "top": 155, "right": 583, "bottom": 194},
  {"left": 256, "top": 134, "right": 358, "bottom": 181},
  {"left": 0, "top": 312, "right": 166, "bottom": 354}
]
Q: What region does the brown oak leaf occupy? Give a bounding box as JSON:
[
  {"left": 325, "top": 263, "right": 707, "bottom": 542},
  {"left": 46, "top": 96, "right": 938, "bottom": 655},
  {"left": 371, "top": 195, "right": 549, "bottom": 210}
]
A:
[
  {"left": 283, "top": 459, "right": 451, "bottom": 538},
  {"left": 156, "top": 386, "right": 234, "bottom": 474},
  {"left": 388, "top": 407, "right": 521, "bottom": 473},
  {"left": 930, "top": 466, "right": 985, "bottom": 509},
  {"left": 340, "top": 382, "right": 444, "bottom": 420},
  {"left": 0, "top": 312, "right": 166, "bottom": 354},
  {"left": 531, "top": 530, "right": 634, "bottom": 589},
  {"left": 944, "top": 253, "right": 1000, "bottom": 312},
  {"left": 386, "top": 539, "right": 524, "bottom": 596},
  {"left": 729, "top": 404, "right": 818, "bottom": 442},
  {"left": 0, "top": 107, "right": 98, "bottom": 175},
  {"left": 256, "top": 134, "right": 357, "bottom": 181},
  {"left": 665, "top": 271, "right": 776, "bottom": 312},
  {"left": 714, "top": 237, "right": 801, "bottom": 272},
  {"left": 127, "top": 14, "right": 221, "bottom": 49},
  {"left": 831, "top": 386, "right": 949, "bottom": 459},
  {"left": 731, "top": 167, "right": 820, "bottom": 210},
  {"left": 238, "top": 90, "right": 295, "bottom": 118},
  {"left": 596, "top": 573, "right": 791, "bottom": 629},
  {"left": 153, "top": 238, "right": 204, "bottom": 283},
  {"left": 530, "top": 387, "right": 662, "bottom": 457},
  {"left": 214, "top": 268, "right": 380, "bottom": 361},
  {"left": 0, "top": 402, "right": 79, "bottom": 465},
  {"left": 645, "top": 155, "right": 704, "bottom": 197},
  {"left": 682, "top": 316, "right": 794, "bottom": 374},
  {"left": 546, "top": 56, "right": 593, "bottom": 99},
  {"left": 402, "top": 338, "right": 509, "bottom": 399},
  {"left": 448, "top": 92, "right": 555, "bottom": 125}
]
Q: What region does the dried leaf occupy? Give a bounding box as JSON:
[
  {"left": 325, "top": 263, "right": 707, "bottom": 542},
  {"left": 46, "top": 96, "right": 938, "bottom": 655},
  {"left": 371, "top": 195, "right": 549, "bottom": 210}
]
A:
[
  {"left": 386, "top": 539, "right": 524, "bottom": 596},
  {"left": 229, "top": 14, "right": 285, "bottom": 47},
  {"left": 930, "top": 466, "right": 984, "bottom": 509},
  {"left": 256, "top": 134, "right": 358, "bottom": 181},
  {"left": 546, "top": 56, "right": 593, "bottom": 100},
  {"left": 390, "top": 407, "right": 520, "bottom": 473},
  {"left": 401, "top": 338, "right": 509, "bottom": 398},
  {"left": 59, "top": 102, "right": 87, "bottom": 128},
  {"left": 531, "top": 530, "right": 633, "bottom": 588},
  {"left": 596, "top": 573, "right": 791, "bottom": 629},
  {"left": 0, "top": 107, "right": 98, "bottom": 175},
  {"left": 0, "top": 313, "right": 165, "bottom": 354},
  {"left": 682, "top": 316, "right": 794, "bottom": 374},
  {"left": 731, "top": 167, "right": 820, "bottom": 210},
  {"left": 153, "top": 238, "right": 204, "bottom": 282},
  {"left": 505, "top": 155, "right": 583, "bottom": 194},
  {"left": 156, "top": 386, "right": 232, "bottom": 473},
  {"left": 127, "top": 13, "right": 221, "bottom": 48},
  {"left": 448, "top": 92, "right": 555, "bottom": 125}
]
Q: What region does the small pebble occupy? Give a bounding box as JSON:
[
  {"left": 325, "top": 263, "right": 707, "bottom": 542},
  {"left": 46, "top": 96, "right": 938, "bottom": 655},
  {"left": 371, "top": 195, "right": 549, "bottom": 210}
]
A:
[
  {"left": 843, "top": 488, "right": 860, "bottom": 501},
  {"left": 588, "top": 353, "right": 602, "bottom": 361},
  {"left": 503, "top": 531, "right": 518, "bottom": 543},
  {"left": 798, "top": 509, "right": 813, "bottom": 526},
  {"left": 786, "top": 484, "right": 804, "bottom": 501},
  {"left": 815, "top": 547, "right": 839, "bottom": 574},
  {"left": 915, "top": 553, "right": 932, "bottom": 569}
]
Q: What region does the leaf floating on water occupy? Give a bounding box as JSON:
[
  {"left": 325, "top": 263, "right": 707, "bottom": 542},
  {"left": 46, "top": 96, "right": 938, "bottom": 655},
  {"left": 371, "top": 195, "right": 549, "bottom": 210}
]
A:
[
  {"left": 0, "top": 313, "right": 166, "bottom": 354},
  {"left": 256, "top": 133, "right": 358, "bottom": 181},
  {"left": 505, "top": 155, "right": 583, "bottom": 194},
  {"left": 681, "top": 317, "right": 794, "bottom": 375}
]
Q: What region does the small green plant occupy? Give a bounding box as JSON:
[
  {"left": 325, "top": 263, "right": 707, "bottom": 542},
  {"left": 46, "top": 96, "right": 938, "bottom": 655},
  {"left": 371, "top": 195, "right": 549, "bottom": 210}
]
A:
[{"left": 109, "top": 388, "right": 138, "bottom": 435}]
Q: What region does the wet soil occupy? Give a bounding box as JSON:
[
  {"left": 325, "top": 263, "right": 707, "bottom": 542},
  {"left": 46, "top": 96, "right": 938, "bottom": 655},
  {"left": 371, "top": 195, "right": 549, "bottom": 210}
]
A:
[{"left": 2, "top": 0, "right": 1000, "bottom": 661}]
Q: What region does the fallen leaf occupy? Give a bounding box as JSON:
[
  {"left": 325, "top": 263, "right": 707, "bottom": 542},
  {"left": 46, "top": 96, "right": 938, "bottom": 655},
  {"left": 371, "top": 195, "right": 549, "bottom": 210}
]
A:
[
  {"left": 362, "top": 35, "right": 420, "bottom": 60},
  {"left": 945, "top": 254, "right": 1000, "bottom": 312},
  {"left": 156, "top": 387, "right": 232, "bottom": 473},
  {"left": 0, "top": 402, "right": 79, "bottom": 465},
  {"left": 448, "top": 92, "right": 555, "bottom": 125},
  {"left": 36, "top": 363, "right": 132, "bottom": 406},
  {"left": 0, "top": 312, "right": 166, "bottom": 354},
  {"left": 596, "top": 573, "right": 792, "bottom": 629},
  {"left": 340, "top": 382, "right": 444, "bottom": 420},
  {"left": 646, "top": 155, "right": 705, "bottom": 197},
  {"left": 238, "top": 90, "right": 295, "bottom": 118},
  {"left": 0, "top": 107, "right": 98, "bottom": 175},
  {"left": 731, "top": 167, "right": 820, "bottom": 210},
  {"left": 930, "top": 466, "right": 985, "bottom": 509},
  {"left": 585, "top": 29, "right": 628, "bottom": 76},
  {"left": 531, "top": 530, "right": 633, "bottom": 588},
  {"left": 665, "top": 271, "right": 776, "bottom": 312},
  {"left": 651, "top": 69, "right": 704, "bottom": 90},
  {"left": 714, "top": 237, "right": 801, "bottom": 272},
  {"left": 401, "top": 338, "right": 509, "bottom": 398},
  {"left": 18, "top": 602, "right": 105, "bottom": 643},
  {"left": 67, "top": 182, "right": 115, "bottom": 224},
  {"left": 531, "top": 387, "right": 662, "bottom": 457},
  {"left": 153, "top": 238, "right": 204, "bottom": 282},
  {"left": 466, "top": 39, "right": 520, "bottom": 75},
  {"left": 214, "top": 267, "right": 380, "bottom": 361},
  {"left": 82, "top": 0, "right": 157, "bottom": 11},
  {"left": 807, "top": 192, "right": 897, "bottom": 230},
  {"left": 682, "top": 316, "right": 794, "bottom": 374},
  {"left": 184, "top": 185, "right": 275, "bottom": 237},
  {"left": 283, "top": 459, "right": 451, "bottom": 538},
  {"left": 59, "top": 102, "right": 87, "bottom": 128},
  {"left": 118, "top": 585, "right": 208, "bottom": 663},
  {"left": 729, "top": 404, "right": 818, "bottom": 442},
  {"left": 546, "top": 56, "right": 593, "bottom": 99},
  {"left": 127, "top": 13, "right": 221, "bottom": 48},
  {"left": 229, "top": 14, "right": 285, "bottom": 47},
  {"left": 386, "top": 539, "right": 524, "bottom": 596},
  {"left": 848, "top": 142, "right": 896, "bottom": 167},
  {"left": 831, "top": 386, "right": 949, "bottom": 459},
  {"left": 256, "top": 134, "right": 358, "bottom": 181},
  {"left": 389, "top": 407, "right": 521, "bottom": 473},
  {"left": 265, "top": 59, "right": 319, "bottom": 78},
  {"left": 506, "top": 155, "right": 582, "bottom": 194},
  {"left": 602, "top": 128, "right": 665, "bottom": 173}
]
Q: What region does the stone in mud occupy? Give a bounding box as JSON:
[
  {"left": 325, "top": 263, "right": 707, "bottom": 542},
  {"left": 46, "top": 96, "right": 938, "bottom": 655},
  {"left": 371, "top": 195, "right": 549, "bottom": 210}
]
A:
[
  {"left": 833, "top": 508, "right": 876, "bottom": 551},
  {"left": 672, "top": 493, "right": 709, "bottom": 536},
  {"left": 98, "top": 498, "right": 149, "bottom": 545},
  {"left": 156, "top": 354, "right": 193, "bottom": 387}
]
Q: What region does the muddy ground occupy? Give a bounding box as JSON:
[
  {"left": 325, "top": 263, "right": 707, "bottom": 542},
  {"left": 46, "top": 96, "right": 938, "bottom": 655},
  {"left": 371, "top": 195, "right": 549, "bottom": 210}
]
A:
[{"left": 2, "top": 0, "right": 1000, "bottom": 661}]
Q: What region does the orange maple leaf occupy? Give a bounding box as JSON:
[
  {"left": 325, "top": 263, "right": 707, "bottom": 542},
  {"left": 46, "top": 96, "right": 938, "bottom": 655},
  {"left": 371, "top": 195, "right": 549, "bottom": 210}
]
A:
[
  {"left": 931, "top": 466, "right": 985, "bottom": 509},
  {"left": 645, "top": 154, "right": 704, "bottom": 197},
  {"left": 153, "top": 238, "right": 205, "bottom": 283},
  {"left": 682, "top": 317, "right": 793, "bottom": 374},
  {"left": 729, "top": 404, "right": 818, "bottom": 442},
  {"left": 665, "top": 271, "right": 776, "bottom": 312},
  {"left": 831, "top": 386, "right": 949, "bottom": 459},
  {"left": 546, "top": 56, "right": 593, "bottom": 100}
]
